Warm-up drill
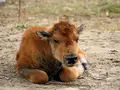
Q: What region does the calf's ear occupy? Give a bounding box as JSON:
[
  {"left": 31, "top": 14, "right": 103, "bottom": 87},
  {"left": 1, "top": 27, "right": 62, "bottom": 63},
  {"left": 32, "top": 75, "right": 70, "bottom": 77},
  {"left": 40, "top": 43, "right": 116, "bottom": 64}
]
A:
[
  {"left": 36, "top": 30, "right": 51, "bottom": 40},
  {"left": 77, "top": 24, "right": 86, "bottom": 34}
]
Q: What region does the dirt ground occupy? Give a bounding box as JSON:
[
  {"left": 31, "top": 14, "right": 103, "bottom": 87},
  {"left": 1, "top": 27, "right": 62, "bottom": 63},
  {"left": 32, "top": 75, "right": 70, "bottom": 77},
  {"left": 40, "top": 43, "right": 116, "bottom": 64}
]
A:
[{"left": 0, "top": 0, "right": 120, "bottom": 90}]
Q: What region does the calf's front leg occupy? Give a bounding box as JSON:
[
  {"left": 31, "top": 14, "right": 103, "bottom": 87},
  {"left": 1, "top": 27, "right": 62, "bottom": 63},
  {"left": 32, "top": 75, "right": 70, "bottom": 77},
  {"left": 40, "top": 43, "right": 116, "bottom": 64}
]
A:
[{"left": 59, "top": 63, "right": 84, "bottom": 82}]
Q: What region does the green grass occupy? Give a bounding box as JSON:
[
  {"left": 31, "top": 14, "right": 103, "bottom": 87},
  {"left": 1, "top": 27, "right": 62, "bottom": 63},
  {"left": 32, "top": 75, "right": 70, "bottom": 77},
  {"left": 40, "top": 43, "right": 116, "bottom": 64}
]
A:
[
  {"left": 104, "top": 4, "right": 120, "bottom": 13},
  {"left": 15, "top": 24, "right": 29, "bottom": 30},
  {"left": 100, "top": 1, "right": 120, "bottom": 13}
]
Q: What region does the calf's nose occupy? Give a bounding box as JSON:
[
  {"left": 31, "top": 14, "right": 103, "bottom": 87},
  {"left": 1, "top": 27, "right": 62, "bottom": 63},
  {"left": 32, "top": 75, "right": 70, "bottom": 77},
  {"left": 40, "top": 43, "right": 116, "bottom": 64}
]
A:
[{"left": 65, "top": 53, "right": 77, "bottom": 64}]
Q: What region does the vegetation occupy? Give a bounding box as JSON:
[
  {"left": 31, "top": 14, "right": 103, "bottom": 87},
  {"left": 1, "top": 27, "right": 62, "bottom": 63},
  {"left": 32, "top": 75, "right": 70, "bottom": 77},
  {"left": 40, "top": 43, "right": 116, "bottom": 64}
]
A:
[{"left": 26, "top": 0, "right": 120, "bottom": 17}]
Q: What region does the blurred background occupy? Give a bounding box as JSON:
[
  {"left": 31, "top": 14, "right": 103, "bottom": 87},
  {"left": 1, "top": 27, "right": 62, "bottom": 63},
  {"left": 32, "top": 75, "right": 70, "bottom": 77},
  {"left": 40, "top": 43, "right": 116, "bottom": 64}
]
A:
[{"left": 0, "top": 0, "right": 120, "bottom": 29}]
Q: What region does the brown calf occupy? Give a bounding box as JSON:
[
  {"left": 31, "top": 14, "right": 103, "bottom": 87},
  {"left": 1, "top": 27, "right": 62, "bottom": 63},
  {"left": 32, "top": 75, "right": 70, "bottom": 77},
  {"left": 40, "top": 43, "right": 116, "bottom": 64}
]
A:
[{"left": 16, "top": 19, "right": 88, "bottom": 84}]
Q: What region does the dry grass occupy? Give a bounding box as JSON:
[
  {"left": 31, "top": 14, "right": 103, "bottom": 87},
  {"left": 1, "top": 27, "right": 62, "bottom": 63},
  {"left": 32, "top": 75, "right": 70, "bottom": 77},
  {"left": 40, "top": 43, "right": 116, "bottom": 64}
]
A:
[
  {"left": 1, "top": 0, "right": 120, "bottom": 17},
  {"left": 24, "top": 0, "right": 120, "bottom": 17},
  {"left": 0, "top": 0, "right": 120, "bottom": 30}
]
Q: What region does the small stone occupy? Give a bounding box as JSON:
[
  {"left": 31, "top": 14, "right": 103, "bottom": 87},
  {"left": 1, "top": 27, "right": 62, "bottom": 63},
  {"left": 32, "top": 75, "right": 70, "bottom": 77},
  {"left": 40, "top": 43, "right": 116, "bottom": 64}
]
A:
[{"left": 5, "top": 76, "right": 10, "bottom": 80}]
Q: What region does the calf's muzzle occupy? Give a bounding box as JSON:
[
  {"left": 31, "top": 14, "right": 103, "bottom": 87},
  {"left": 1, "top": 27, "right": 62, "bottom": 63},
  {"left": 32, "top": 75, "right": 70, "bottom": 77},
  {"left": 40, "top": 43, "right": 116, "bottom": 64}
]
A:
[{"left": 65, "top": 53, "right": 77, "bottom": 64}]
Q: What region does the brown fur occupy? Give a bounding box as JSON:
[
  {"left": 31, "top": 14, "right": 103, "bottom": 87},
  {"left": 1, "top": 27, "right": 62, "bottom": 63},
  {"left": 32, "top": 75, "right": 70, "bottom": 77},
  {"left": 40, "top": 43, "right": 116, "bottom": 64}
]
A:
[{"left": 16, "top": 21, "right": 86, "bottom": 84}]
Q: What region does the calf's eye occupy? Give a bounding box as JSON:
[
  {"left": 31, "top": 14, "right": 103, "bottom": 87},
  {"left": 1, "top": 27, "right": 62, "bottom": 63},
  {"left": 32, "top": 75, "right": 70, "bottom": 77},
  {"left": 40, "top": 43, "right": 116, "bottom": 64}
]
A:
[{"left": 53, "top": 39, "right": 59, "bottom": 44}]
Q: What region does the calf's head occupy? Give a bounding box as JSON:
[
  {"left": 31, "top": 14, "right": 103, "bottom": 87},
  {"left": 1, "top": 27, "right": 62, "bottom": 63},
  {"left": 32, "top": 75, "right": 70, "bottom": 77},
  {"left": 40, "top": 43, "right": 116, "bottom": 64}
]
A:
[{"left": 36, "top": 20, "right": 85, "bottom": 67}]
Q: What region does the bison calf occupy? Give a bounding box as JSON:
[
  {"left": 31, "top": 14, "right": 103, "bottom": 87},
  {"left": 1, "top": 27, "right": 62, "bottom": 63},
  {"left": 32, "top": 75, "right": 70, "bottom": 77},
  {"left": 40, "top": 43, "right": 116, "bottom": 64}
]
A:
[{"left": 16, "top": 19, "right": 88, "bottom": 84}]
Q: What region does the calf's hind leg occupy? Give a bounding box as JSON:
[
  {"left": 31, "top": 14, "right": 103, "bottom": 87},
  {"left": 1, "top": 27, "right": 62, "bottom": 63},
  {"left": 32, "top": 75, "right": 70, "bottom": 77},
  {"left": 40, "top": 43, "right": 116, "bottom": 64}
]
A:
[{"left": 19, "top": 68, "right": 49, "bottom": 84}]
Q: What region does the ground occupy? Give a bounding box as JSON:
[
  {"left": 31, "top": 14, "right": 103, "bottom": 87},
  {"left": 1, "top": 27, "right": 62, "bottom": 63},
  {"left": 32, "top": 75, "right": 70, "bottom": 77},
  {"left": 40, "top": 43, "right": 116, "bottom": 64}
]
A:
[{"left": 0, "top": 0, "right": 120, "bottom": 90}]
